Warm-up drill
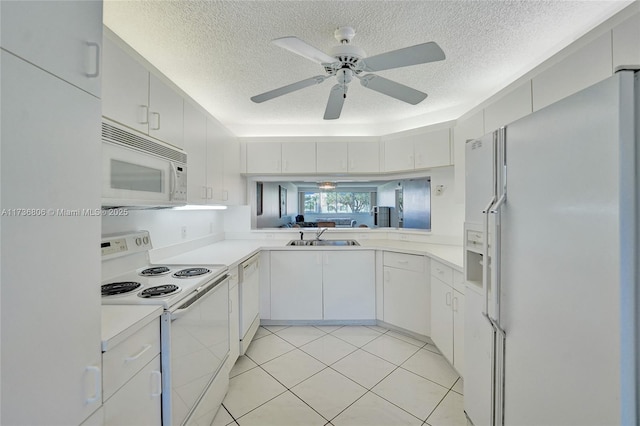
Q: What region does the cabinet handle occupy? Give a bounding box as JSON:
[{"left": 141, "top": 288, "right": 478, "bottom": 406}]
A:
[
  {"left": 324, "top": 253, "right": 329, "bottom": 265},
  {"left": 446, "top": 292, "right": 452, "bottom": 306},
  {"left": 229, "top": 298, "right": 233, "bottom": 313},
  {"left": 452, "top": 296, "right": 459, "bottom": 312},
  {"left": 150, "top": 112, "right": 161, "bottom": 130},
  {"left": 138, "top": 105, "right": 149, "bottom": 124},
  {"left": 207, "top": 187, "right": 213, "bottom": 199},
  {"left": 397, "top": 260, "right": 409, "bottom": 265},
  {"left": 85, "top": 41, "right": 100, "bottom": 78},
  {"left": 125, "top": 344, "right": 152, "bottom": 363},
  {"left": 223, "top": 190, "right": 229, "bottom": 201},
  {"left": 283, "top": 160, "right": 288, "bottom": 171},
  {"left": 150, "top": 371, "right": 162, "bottom": 397},
  {"left": 276, "top": 160, "right": 281, "bottom": 172},
  {"left": 384, "top": 270, "right": 390, "bottom": 282},
  {"left": 201, "top": 186, "right": 208, "bottom": 200},
  {"left": 409, "top": 154, "right": 414, "bottom": 167},
  {"left": 349, "top": 159, "right": 355, "bottom": 170},
  {"left": 84, "top": 366, "right": 101, "bottom": 404}
]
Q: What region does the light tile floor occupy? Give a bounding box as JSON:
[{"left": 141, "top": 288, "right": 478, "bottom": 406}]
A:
[{"left": 213, "top": 325, "right": 466, "bottom": 426}]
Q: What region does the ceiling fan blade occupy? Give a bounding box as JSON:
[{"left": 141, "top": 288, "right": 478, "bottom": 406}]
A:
[
  {"left": 359, "top": 42, "right": 445, "bottom": 72},
  {"left": 324, "top": 84, "right": 348, "bottom": 120},
  {"left": 359, "top": 74, "right": 427, "bottom": 105},
  {"left": 251, "top": 75, "right": 328, "bottom": 103},
  {"left": 272, "top": 36, "right": 338, "bottom": 65}
]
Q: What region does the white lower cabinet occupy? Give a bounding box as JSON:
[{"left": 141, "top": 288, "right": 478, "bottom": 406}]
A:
[
  {"left": 270, "top": 250, "right": 375, "bottom": 321},
  {"left": 102, "top": 319, "right": 162, "bottom": 426},
  {"left": 383, "top": 252, "right": 430, "bottom": 336},
  {"left": 429, "top": 259, "right": 465, "bottom": 375},
  {"left": 323, "top": 251, "right": 375, "bottom": 320},
  {"left": 103, "top": 355, "right": 162, "bottom": 426},
  {"left": 270, "top": 251, "right": 323, "bottom": 320},
  {"left": 227, "top": 267, "right": 240, "bottom": 371}
]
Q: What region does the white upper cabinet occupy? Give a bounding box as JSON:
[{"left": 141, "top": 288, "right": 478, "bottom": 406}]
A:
[
  {"left": 612, "top": 12, "right": 640, "bottom": 69},
  {"left": 532, "top": 32, "right": 612, "bottom": 111},
  {"left": 0, "top": 0, "right": 102, "bottom": 97},
  {"left": 246, "top": 141, "right": 316, "bottom": 174},
  {"left": 183, "top": 101, "right": 208, "bottom": 203},
  {"left": 206, "top": 116, "right": 226, "bottom": 202},
  {"left": 102, "top": 35, "right": 184, "bottom": 148},
  {"left": 102, "top": 37, "right": 149, "bottom": 134},
  {"left": 149, "top": 73, "right": 184, "bottom": 148},
  {"left": 316, "top": 141, "right": 379, "bottom": 174},
  {"left": 484, "top": 82, "right": 533, "bottom": 133},
  {"left": 384, "top": 128, "right": 451, "bottom": 172},
  {"left": 348, "top": 141, "right": 380, "bottom": 173},
  {"left": 282, "top": 142, "right": 317, "bottom": 174},
  {"left": 317, "top": 142, "right": 349, "bottom": 173},
  {"left": 246, "top": 142, "right": 282, "bottom": 174}
]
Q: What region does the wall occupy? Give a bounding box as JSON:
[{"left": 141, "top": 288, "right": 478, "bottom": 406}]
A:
[
  {"left": 255, "top": 181, "right": 298, "bottom": 228},
  {"left": 102, "top": 209, "right": 225, "bottom": 249}
]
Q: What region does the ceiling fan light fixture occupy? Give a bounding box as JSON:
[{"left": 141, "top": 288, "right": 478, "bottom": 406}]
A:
[{"left": 318, "top": 182, "right": 337, "bottom": 190}]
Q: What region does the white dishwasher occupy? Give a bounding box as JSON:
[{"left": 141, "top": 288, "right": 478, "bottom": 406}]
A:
[{"left": 239, "top": 254, "right": 260, "bottom": 355}]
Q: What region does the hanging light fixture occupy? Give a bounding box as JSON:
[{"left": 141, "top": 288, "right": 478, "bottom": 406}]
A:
[{"left": 318, "top": 182, "right": 336, "bottom": 190}]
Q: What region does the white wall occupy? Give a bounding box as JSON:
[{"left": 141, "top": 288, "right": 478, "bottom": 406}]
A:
[
  {"left": 255, "top": 181, "right": 298, "bottom": 228},
  {"left": 102, "top": 209, "right": 225, "bottom": 249}
]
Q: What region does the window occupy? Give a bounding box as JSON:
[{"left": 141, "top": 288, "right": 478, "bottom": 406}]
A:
[{"left": 303, "top": 191, "right": 372, "bottom": 214}]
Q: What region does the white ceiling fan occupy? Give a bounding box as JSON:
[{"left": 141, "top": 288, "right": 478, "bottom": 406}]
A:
[{"left": 251, "top": 26, "right": 445, "bottom": 120}]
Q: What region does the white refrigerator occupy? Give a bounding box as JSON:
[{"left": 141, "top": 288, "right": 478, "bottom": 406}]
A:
[{"left": 464, "top": 69, "right": 639, "bottom": 425}]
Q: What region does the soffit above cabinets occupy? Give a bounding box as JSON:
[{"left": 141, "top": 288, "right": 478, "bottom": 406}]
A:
[{"left": 103, "top": 0, "right": 633, "bottom": 137}]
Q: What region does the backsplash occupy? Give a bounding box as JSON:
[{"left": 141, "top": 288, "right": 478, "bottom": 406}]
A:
[{"left": 102, "top": 209, "right": 226, "bottom": 249}]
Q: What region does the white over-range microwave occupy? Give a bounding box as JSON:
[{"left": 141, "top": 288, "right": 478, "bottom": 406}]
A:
[{"left": 102, "top": 119, "right": 187, "bottom": 207}]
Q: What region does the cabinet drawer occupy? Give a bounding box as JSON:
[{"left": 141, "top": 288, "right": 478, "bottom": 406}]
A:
[
  {"left": 383, "top": 252, "right": 424, "bottom": 272},
  {"left": 103, "top": 319, "right": 160, "bottom": 399},
  {"left": 430, "top": 259, "right": 453, "bottom": 285},
  {"left": 466, "top": 230, "right": 483, "bottom": 249}
]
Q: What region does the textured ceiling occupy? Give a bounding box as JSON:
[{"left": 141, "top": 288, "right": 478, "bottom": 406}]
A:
[{"left": 103, "top": 1, "right": 632, "bottom": 136}]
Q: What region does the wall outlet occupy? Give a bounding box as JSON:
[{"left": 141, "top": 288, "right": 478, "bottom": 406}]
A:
[{"left": 181, "top": 226, "right": 187, "bottom": 239}]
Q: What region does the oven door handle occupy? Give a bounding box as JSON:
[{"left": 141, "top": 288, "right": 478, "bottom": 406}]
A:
[{"left": 171, "top": 274, "right": 229, "bottom": 320}]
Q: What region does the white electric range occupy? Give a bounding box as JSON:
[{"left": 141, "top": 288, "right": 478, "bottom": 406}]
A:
[{"left": 101, "top": 231, "right": 230, "bottom": 426}]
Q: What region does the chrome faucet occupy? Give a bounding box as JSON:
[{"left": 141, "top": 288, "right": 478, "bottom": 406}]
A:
[{"left": 316, "top": 227, "right": 328, "bottom": 240}]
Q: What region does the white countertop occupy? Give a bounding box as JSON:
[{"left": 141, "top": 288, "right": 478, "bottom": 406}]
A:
[
  {"left": 101, "top": 305, "right": 164, "bottom": 352},
  {"left": 155, "top": 238, "right": 463, "bottom": 271}
]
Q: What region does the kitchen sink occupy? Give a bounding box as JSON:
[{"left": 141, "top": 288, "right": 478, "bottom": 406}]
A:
[{"left": 287, "top": 239, "right": 359, "bottom": 246}]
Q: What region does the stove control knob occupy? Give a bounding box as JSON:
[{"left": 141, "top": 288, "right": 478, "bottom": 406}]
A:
[
  {"left": 135, "top": 237, "right": 142, "bottom": 246},
  {"left": 143, "top": 236, "right": 149, "bottom": 245}
]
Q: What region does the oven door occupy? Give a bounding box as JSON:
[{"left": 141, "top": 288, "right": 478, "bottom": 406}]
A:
[{"left": 162, "top": 274, "right": 230, "bottom": 426}]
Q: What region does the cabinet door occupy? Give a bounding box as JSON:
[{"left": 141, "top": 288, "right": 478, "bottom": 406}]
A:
[
  {"left": 206, "top": 117, "right": 225, "bottom": 202},
  {"left": 223, "top": 137, "right": 245, "bottom": 205},
  {"left": 384, "top": 138, "right": 414, "bottom": 172},
  {"left": 246, "top": 142, "right": 281, "bottom": 173},
  {"left": 103, "top": 356, "right": 162, "bottom": 426},
  {"left": 270, "top": 251, "right": 323, "bottom": 320},
  {"left": 452, "top": 291, "right": 465, "bottom": 376},
  {"left": 1, "top": 51, "right": 102, "bottom": 425},
  {"left": 323, "top": 251, "right": 375, "bottom": 320},
  {"left": 183, "top": 102, "right": 208, "bottom": 203},
  {"left": 102, "top": 37, "right": 150, "bottom": 133},
  {"left": 228, "top": 282, "right": 240, "bottom": 369},
  {"left": 316, "top": 142, "right": 348, "bottom": 173},
  {"left": 149, "top": 73, "right": 184, "bottom": 148},
  {"left": 383, "top": 266, "right": 430, "bottom": 335},
  {"left": 348, "top": 141, "right": 379, "bottom": 173},
  {"left": 414, "top": 128, "right": 451, "bottom": 169},
  {"left": 282, "top": 142, "right": 316, "bottom": 174},
  {"left": 0, "top": 0, "right": 102, "bottom": 97},
  {"left": 430, "top": 277, "right": 454, "bottom": 361}
]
